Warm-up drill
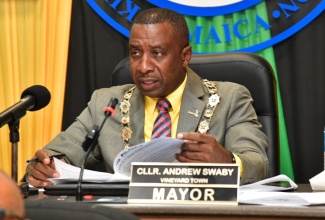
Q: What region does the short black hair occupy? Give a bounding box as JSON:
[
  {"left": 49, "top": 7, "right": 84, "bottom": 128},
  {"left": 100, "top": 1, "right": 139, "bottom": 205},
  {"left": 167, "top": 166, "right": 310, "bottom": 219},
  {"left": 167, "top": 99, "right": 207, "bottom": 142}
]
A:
[{"left": 132, "top": 8, "right": 189, "bottom": 47}]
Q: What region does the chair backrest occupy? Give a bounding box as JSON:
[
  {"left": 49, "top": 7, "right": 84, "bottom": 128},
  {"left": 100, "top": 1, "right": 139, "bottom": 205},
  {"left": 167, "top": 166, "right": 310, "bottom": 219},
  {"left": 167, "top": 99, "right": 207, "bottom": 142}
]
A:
[{"left": 112, "top": 52, "right": 279, "bottom": 177}]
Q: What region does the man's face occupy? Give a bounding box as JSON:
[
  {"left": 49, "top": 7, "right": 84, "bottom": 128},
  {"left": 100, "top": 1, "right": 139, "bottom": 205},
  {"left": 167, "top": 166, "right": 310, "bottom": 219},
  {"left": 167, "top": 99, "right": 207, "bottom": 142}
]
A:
[{"left": 129, "top": 23, "right": 191, "bottom": 98}]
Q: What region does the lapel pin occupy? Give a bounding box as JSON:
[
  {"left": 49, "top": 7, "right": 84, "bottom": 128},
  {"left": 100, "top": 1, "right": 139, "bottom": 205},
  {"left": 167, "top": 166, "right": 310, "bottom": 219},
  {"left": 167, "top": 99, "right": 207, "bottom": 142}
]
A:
[{"left": 188, "top": 110, "right": 199, "bottom": 117}]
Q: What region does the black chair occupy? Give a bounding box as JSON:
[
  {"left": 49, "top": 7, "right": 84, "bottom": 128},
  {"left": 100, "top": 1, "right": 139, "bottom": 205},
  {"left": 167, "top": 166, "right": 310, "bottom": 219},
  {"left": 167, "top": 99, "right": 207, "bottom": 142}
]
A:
[
  {"left": 25, "top": 200, "right": 139, "bottom": 220},
  {"left": 112, "top": 52, "right": 279, "bottom": 177}
]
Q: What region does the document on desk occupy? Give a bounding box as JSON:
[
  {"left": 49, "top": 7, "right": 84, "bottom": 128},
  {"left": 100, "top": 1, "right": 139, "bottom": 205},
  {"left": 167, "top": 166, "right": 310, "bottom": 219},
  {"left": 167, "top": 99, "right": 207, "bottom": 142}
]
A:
[
  {"left": 309, "top": 170, "right": 325, "bottom": 191},
  {"left": 48, "top": 137, "right": 184, "bottom": 184},
  {"left": 48, "top": 158, "right": 130, "bottom": 185},
  {"left": 239, "top": 175, "right": 325, "bottom": 206},
  {"left": 239, "top": 174, "right": 298, "bottom": 192},
  {"left": 239, "top": 191, "right": 325, "bottom": 206}
]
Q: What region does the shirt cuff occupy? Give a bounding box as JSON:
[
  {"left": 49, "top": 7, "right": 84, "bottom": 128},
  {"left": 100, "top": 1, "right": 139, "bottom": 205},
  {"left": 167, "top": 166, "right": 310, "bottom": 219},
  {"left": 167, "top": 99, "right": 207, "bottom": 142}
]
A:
[{"left": 233, "top": 153, "right": 243, "bottom": 177}]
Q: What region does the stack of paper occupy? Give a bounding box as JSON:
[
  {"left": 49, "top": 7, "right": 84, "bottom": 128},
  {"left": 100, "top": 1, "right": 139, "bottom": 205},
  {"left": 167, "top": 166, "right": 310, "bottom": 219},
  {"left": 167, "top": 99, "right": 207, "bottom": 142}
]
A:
[
  {"left": 239, "top": 174, "right": 325, "bottom": 206},
  {"left": 48, "top": 137, "right": 185, "bottom": 184}
]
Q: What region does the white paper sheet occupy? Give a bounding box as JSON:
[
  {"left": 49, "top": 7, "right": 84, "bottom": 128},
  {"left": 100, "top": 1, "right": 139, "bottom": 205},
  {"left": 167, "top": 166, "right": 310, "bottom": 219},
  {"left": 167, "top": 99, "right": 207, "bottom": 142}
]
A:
[
  {"left": 48, "top": 158, "right": 130, "bottom": 184},
  {"left": 239, "top": 175, "right": 325, "bottom": 206},
  {"left": 239, "top": 191, "right": 325, "bottom": 206},
  {"left": 114, "top": 137, "right": 185, "bottom": 176},
  {"left": 239, "top": 174, "right": 298, "bottom": 192},
  {"left": 48, "top": 137, "right": 185, "bottom": 184},
  {"left": 309, "top": 170, "right": 325, "bottom": 191}
]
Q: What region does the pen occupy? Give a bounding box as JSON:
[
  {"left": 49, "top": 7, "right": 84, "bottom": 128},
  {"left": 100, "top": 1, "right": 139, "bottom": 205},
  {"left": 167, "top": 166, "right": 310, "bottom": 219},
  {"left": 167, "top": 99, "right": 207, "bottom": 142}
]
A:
[{"left": 26, "top": 154, "right": 66, "bottom": 163}]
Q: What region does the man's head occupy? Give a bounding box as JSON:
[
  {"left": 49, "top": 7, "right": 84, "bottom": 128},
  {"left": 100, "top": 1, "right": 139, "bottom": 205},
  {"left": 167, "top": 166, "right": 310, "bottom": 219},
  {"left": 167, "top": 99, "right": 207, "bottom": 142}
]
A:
[
  {"left": 129, "top": 8, "right": 192, "bottom": 98},
  {"left": 0, "top": 170, "right": 24, "bottom": 220}
]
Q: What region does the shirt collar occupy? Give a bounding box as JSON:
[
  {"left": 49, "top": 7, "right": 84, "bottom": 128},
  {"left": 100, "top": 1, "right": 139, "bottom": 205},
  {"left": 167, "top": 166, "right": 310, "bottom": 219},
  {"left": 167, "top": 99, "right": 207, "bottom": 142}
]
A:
[{"left": 144, "top": 74, "right": 187, "bottom": 115}]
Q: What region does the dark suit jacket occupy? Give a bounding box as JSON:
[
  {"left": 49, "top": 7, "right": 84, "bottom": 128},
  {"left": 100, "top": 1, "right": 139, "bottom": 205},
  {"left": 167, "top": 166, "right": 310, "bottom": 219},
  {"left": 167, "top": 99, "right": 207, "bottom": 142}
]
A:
[{"left": 45, "top": 67, "right": 269, "bottom": 185}]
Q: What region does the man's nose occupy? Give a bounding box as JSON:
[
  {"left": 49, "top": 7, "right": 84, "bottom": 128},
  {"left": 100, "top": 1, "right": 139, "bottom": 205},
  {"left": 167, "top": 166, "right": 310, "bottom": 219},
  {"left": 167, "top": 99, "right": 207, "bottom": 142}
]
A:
[{"left": 137, "top": 55, "right": 155, "bottom": 73}]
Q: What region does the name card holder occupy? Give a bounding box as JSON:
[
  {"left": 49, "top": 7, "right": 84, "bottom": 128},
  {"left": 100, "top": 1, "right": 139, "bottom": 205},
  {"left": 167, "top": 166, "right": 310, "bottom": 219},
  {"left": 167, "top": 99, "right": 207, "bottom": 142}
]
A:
[{"left": 128, "top": 162, "right": 240, "bottom": 205}]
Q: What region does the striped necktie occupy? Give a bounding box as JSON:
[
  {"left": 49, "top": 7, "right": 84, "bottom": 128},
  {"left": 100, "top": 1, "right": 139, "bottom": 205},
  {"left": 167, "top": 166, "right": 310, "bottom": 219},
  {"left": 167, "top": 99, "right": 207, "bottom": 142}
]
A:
[{"left": 151, "top": 98, "right": 172, "bottom": 139}]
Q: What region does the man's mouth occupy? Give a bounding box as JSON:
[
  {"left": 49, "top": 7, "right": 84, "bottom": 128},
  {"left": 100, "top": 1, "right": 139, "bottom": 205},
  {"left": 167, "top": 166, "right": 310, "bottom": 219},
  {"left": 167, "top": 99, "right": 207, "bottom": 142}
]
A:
[
  {"left": 139, "top": 79, "right": 159, "bottom": 90},
  {"left": 142, "top": 80, "right": 156, "bottom": 84}
]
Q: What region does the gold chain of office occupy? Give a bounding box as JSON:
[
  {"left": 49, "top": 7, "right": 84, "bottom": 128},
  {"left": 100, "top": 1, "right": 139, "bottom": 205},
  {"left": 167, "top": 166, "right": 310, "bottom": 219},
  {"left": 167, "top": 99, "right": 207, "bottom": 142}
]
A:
[{"left": 119, "top": 79, "right": 221, "bottom": 149}]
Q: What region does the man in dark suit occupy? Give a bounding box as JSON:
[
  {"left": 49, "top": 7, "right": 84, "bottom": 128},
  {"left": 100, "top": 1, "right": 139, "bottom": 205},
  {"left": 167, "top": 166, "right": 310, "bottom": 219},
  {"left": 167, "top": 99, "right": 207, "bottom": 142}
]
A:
[{"left": 26, "top": 8, "right": 268, "bottom": 187}]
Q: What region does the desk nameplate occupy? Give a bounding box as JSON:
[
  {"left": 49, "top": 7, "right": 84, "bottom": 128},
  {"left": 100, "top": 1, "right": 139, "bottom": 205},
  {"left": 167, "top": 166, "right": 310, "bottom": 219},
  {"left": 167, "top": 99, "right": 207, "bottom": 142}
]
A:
[{"left": 128, "top": 162, "right": 239, "bottom": 205}]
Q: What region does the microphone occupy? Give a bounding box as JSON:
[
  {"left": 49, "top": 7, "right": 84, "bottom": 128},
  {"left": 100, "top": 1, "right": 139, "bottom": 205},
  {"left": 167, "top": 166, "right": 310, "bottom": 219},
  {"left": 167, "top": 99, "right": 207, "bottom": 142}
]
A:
[
  {"left": 0, "top": 85, "right": 50, "bottom": 181},
  {"left": 82, "top": 97, "right": 119, "bottom": 152},
  {"left": 76, "top": 97, "right": 118, "bottom": 201},
  {"left": 0, "top": 85, "right": 51, "bottom": 128},
  {"left": 103, "top": 97, "right": 118, "bottom": 117}
]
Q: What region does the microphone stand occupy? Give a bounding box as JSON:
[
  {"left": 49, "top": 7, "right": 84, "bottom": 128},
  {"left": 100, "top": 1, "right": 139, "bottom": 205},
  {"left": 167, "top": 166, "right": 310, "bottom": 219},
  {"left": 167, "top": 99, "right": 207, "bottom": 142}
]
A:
[
  {"left": 76, "top": 125, "right": 99, "bottom": 201},
  {"left": 9, "top": 120, "right": 20, "bottom": 182},
  {"left": 76, "top": 98, "right": 118, "bottom": 201},
  {"left": 0, "top": 85, "right": 51, "bottom": 182}
]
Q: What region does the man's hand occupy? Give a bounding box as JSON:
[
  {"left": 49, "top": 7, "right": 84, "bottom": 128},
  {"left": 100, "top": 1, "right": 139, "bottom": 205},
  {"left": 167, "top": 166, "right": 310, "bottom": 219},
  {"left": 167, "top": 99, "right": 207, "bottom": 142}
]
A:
[
  {"left": 26, "top": 150, "right": 63, "bottom": 188},
  {"left": 175, "top": 132, "right": 233, "bottom": 163}
]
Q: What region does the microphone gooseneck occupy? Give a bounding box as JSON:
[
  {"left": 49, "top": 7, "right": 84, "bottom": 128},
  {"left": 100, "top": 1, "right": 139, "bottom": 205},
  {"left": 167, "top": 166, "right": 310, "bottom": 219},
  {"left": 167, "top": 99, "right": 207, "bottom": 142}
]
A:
[{"left": 76, "top": 97, "right": 118, "bottom": 201}]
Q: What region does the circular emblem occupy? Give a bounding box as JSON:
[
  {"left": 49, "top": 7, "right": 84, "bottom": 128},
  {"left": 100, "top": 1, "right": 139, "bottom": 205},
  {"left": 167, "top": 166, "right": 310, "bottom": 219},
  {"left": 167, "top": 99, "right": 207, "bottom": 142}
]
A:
[
  {"left": 147, "top": 0, "right": 263, "bottom": 16},
  {"left": 86, "top": 0, "right": 325, "bottom": 53}
]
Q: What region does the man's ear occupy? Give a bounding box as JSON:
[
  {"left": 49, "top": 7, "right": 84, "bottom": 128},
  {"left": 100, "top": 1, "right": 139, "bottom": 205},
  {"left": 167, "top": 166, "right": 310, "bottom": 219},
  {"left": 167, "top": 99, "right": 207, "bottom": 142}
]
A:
[{"left": 182, "top": 45, "right": 192, "bottom": 67}]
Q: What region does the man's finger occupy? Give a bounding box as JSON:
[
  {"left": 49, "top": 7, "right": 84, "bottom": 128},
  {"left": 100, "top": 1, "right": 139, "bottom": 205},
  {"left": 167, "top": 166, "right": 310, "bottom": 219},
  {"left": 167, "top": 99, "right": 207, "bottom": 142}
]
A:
[
  {"left": 26, "top": 175, "right": 48, "bottom": 188},
  {"left": 34, "top": 150, "right": 52, "bottom": 165},
  {"left": 29, "top": 162, "right": 59, "bottom": 180},
  {"left": 175, "top": 153, "right": 196, "bottom": 162},
  {"left": 178, "top": 132, "right": 213, "bottom": 144}
]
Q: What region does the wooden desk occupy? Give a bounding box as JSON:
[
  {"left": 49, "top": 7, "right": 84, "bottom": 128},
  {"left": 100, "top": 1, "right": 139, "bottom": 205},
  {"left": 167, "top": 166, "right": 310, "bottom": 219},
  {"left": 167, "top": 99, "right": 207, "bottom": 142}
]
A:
[
  {"left": 25, "top": 184, "right": 325, "bottom": 220},
  {"left": 104, "top": 203, "right": 325, "bottom": 220}
]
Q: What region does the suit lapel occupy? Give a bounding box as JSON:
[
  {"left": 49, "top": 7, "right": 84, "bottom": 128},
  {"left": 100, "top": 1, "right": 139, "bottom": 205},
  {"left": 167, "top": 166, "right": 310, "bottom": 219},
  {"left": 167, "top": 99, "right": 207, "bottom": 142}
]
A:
[
  {"left": 129, "top": 88, "right": 145, "bottom": 145},
  {"left": 177, "top": 68, "right": 207, "bottom": 133}
]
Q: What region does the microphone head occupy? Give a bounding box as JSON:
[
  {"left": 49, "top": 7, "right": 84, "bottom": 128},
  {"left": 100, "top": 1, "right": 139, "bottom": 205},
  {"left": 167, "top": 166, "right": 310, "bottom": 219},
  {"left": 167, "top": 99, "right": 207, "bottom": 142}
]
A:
[
  {"left": 21, "top": 85, "right": 51, "bottom": 111},
  {"left": 104, "top": 98, "right": 119, "bottom": 116},
  {"left": 108, "top": 97, "right": 118, "bottom": 108}
]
